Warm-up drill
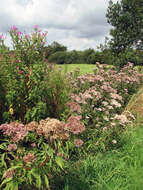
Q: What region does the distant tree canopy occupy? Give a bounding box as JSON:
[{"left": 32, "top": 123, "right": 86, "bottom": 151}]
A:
[
  {"left": 45, "top": 41, "right": 67, "bottom": 59},
  {"left": 106, "top": 0, "right": 143, "bottom": 55}
]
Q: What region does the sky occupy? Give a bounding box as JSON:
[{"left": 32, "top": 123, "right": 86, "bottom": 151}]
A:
[{"left": 0, "top": 0, "right": 118, "bottom": 50}]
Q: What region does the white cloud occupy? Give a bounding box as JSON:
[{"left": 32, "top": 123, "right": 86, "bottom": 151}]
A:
[{"left": 0, "top": 0, "right": 117, "bottom": 50}]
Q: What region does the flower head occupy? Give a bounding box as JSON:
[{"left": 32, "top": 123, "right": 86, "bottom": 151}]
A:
[
  {"left": 3, "top": 169, "right": 15, "bottom": 179},
  {"left": 25, "top": 34, "right": 30, "bottom": 39},
  {"left": 34, "top": 25, "right": 38, "bottom": 30},
  {"left": 7, "top": 144, "right": 17, "bottom": 151},
  {"left": 74, "top": 139, "right": 84, "bottom": 147},
  {"left": 11, "top": 25, "right": 18, "bottom": 31},
  {"left": 112, "top": 139, "right": 117, "bottom": 144},
  {"left": 23, "top": 153, "right": 35, "bottom": 163},
  {"left": 17, "top": 31, "right": 22, "bottom": 36}
]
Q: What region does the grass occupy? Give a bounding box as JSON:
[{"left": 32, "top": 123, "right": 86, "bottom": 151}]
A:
[
  {"left": 56, "top": 64, "right": 97, "bottom": 74},
  {"left": 52, "top": 122, "right": 143, "bottom": 190},
  {"left": 125, "top": 86, "right": 143, "bottom": 120}
]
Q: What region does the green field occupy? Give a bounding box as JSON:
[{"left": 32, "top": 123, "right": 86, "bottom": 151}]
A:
[{"left": 56, "top": 64, "right": 96, "bottom": 74}]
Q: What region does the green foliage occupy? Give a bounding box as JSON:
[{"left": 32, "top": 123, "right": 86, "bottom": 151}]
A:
[
  {"left": 53, "top": 124, "right": 143, "bottom": 190},
  {"left": 86, "top": 51, "right": 102, "bottom": 64},
  {"left": 63, "top": 63, "right": 143, "bottom": 153},
  {"left": 106, "top": 0, "right": 143, "bottom": 54},
  {"left": 48, "top": 51, "right": 67, "bottom": 64},
  {"left": 45, "top": 41, "right": 67, "bottom": 59},
  {"left": 66, "top": 50, "right": 81, "bottom": 64},
  {"left": 0, "top": 26, "right": 70, "bottom": 123}
]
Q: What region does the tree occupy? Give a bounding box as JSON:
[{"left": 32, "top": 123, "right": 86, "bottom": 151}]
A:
[
  {"left": 48, "top": 51, "right": 67, "bottom": 64},
  {"left": 106, "top": 0, "right": 143, "bottom": 55},
  {"left": 45, "top": 41, "right": 67, "bottom": 59},
  {"left": 82, "top": 48, "right": 95, "bottom": 63}
]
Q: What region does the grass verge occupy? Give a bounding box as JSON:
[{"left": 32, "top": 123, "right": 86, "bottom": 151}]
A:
[{"left": 53, "top": 123, "right": 143, "bottom": 190}]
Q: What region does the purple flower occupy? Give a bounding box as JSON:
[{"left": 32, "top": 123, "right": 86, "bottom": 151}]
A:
[
  {"left": 18, "top": 70, "right": 23, "bottom": 74},
  {"left": 31, "top": 143, "right": 36, "bottom": 147},
  {"left": 11, "top": 25, "right": 18, "bottom": 31},
  {"left": 0, "top": 34, "right": 2, "bottom": 39},
  {"left": 17, "top": 31, "right": 22, "bottom": 36},
  {"left": 34, "top": 25, "right": 38, "bottom": 30}
]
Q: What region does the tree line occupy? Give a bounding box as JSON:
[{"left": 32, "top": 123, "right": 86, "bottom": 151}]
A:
[{"left": 44, "top": 0, "right": 143, "bottom": 67}]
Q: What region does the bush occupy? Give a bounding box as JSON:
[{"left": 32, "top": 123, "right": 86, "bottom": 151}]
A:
[
  {"left": 64, "top": 63, "right": 143, "bottom": 153},
  {"left": 0, "top": 117, "right": 85, "bottom": 189},
  {"left": 0, "top": 26, "right": 70, "bottom": 123}
]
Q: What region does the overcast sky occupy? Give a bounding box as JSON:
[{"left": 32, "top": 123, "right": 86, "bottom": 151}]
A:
[{"left": 0, "top": 0, "right": 118, "bottom": 50}]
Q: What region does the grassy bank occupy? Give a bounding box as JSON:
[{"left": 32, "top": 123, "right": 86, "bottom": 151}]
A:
[{"left": 53, "top": 123, "right": 143, "bottom": 190}]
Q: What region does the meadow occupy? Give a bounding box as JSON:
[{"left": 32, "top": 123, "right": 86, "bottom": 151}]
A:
[
  {"left": 56, "top": 64, "right": 96, "bottom": 74},
  {"left": 0, "top": 26, "right": 143, "bottom": 190}
]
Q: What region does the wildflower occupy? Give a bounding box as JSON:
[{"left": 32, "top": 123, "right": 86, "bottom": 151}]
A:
[
  {"left": 34, "top": 25, "right": 38, "bottom": 30},
  {"left": 69, "top": 102, "right": 81, "bottom": 113},
  {"left": 11, "top": 25, "right": 18, "bottom": 31},
  {"left": 103, "top": 127, "right": 108, "bottom": 131},
  {"left": 31, "top": 143, "right": 36, "bottom": 147},
  {"left": 66, "top": 115, "right": 85, "bottom": 134},
  {"left": 58, "top": 66, "right": 62, "bottom": 71},
  {"left": 9, "top": 108, "right": 14, "bottom": 115},
  {"left": 128, "top": 62, "right": 134, "bottom": 67},
  {"left": 111, "top": 99, "right": 121, "bottom": 108},
  {"left": 18, "top": 70, "right": 23, "bottom": 74},
  {"left": 112, "top": 139, "right": 117, "bottom": 144},
  {"left": 25, "top": 34, "right": 30, "bottom": 39},
  {"left": 25, "top": 121, "right": 38, "bottom": 132},
  {"left": 110, "top": 93, "right": 122, "bottom": 101},
  {"left": 114, "top": 114, "right": 129, "bottom": 125},
  {"left": 74, "top": 139, "right": 84, "bottom": 147},
  {"left": 7, "top": 144, "right": 17, "bottom": 151},
  {"left": 102, "top": 101, "right": 108, "bottom": 106},
  {"left": 17, "top": 31, "right": 22, "bottom": 36},
  {"left": 103, "top": 116, "right": 109, "bottom": 121},
  {"left": 3, "top": 169, "right": 15, "bottom": 179},
  {"left": 0, "top": 34, "right": 2, "bottom": 39},
  {"left": 110, "top": 122, "right": 116, "bottom": 127},
  {"left": 0, "top": 122, "right": 27, "bottom": 143},
  {"left": 23, "top": 153, "right": 35, "bottom": 163},
  {"left": 60, "top": 132, "right": 69, "bottom": 140}
]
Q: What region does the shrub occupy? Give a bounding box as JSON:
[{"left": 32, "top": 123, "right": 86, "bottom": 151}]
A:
[
  {"left": 64, "top": 63, "right": 143, "bottom": 153},
  {"left": 0, "top": 26, "right": 70, "bottom": 123},
  {"left": 0, "top": 117, "right": 85, "bottom": 189}
]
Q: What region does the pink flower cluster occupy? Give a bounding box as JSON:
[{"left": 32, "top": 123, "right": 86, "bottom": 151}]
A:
[
  {"left": 66, "top": 115, "right": 85, "bottom": 134},
  {"left": 0, "top": 122, "right": 27, "bottom": 143},
  {"left": 23, "top": 153, "right": 35, "bottom": 163},
  {"left": 66, "top": 62, "right": 143, "bottom": 144}
]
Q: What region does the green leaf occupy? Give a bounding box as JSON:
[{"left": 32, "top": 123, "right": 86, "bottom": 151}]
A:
[
  {"left": 0, "top": 177, "right": 13, "bottom": 188},
  {"left": 44, "top": 175, "right": 50, "bottom": 189},
  {"left": 36, "top": 175, "right": 42, "bottom": 188},
  {"left": 55, "top": 156, "right": 64, "bottom": 170},
  {"left": 27, "top": 172, "right": 32, "bottom": 185},
  {"left": 30, "top": 170, "right": 41, "bottom": 188},
  {"left": 1, "top": 153, "right": 7, "bottom": 168}
]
